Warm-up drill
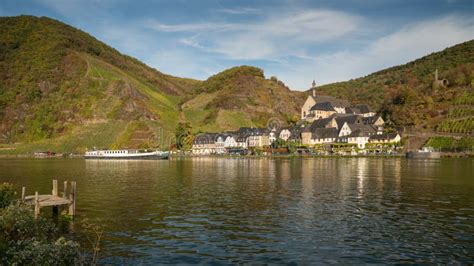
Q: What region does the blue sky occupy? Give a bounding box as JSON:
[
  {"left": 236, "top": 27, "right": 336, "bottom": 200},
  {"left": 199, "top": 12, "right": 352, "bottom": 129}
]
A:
[{"left": 1, "top": 0, "right": 473, "bottom": 90}]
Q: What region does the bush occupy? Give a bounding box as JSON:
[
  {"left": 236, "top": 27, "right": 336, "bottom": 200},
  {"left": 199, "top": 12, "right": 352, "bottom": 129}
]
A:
[
  {"left": 0, "top": 204, "right": 81, "bottom": 264},
  {"left": 425, "top": 136, "right": 474, "bottom": 151},
  {"left": 0, "top": 182, "right": 83, "bottom": 265},
  {"left": 0, "top": 183, "right": 16, "bottom": 208}
]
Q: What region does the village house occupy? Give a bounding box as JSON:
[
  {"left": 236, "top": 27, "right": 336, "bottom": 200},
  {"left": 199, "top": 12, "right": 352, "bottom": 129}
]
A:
[
  {"left": 346, "top": 124, "right": 377, "bottom": 149},
  {"left": 247, "top": 128, "right": 270, "bottom": 147},
  {"left": 192, "top": 133, "right": 218, "bottom": 155},
  {"left": 369, "top": 132, "right": 401, "bottom": 144},
  {"left": 302, "top": 127, "right": 339, "bottom": 145},
  {"left": 269, "top": 129, "right": 279, "bottom": 144},
  {"left": 279, "top": 128, "right": 291, "bottom": 141},
  {"left": 223, "top": 134, "right": 237, "bottom": 148},
  {"left": 235, "top": 133, "right": 249, "bottom": 149},
  {"left": 309, "top": 102, "right": 337, "bottom": 120},
  {"left": 345, "top": 104, "right": 376, "bottom": 117},
  {"left": 361, "top": 115, "right": 384, "bottom": 126}
]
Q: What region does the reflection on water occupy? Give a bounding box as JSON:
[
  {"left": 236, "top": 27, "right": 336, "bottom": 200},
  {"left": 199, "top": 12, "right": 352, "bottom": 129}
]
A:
[{"left": 0, "top": 158, "right": 473, "bottom": 264}]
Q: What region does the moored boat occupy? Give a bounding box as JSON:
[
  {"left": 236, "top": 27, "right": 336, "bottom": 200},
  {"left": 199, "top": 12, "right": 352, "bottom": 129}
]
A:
[
  {"left": 406, "top": 147, "right": 441, "bottom": 159},
  {"left": 85, "top": 149, "right": 169, "bottom": 160}
]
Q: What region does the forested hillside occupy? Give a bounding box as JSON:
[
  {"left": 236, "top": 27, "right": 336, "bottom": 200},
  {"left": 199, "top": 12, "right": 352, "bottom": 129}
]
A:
[
  {"left": 0, "top": 15, "right": 202, "bottom": 151},
  {"left": 0, "top": 16, "right": 302, "bottom": 153},
  {"left": 181, "top": 66, "right": 304, "bottom": 132},
  {"left": 314, "top": 40, "right": 474, "bottom": 133}
]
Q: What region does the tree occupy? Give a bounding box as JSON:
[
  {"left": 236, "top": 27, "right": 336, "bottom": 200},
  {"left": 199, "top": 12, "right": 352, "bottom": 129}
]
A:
[{"left": 175, "top": 122, "right": 193, "bottom": 151}]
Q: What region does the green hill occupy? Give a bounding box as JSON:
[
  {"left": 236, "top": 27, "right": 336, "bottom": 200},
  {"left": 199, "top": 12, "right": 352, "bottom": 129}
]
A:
[
  {"left": 181, "top": 66, "right": 304, "bottom": 132},
  {"left": 312, "top": 40, "right": 474, "bottom": 133},
  {"left": 0, "top": 15, "right": 202, "bottom": 153},
  {"left": 0, "top": 16, "right": 302, "bottom": 154}
]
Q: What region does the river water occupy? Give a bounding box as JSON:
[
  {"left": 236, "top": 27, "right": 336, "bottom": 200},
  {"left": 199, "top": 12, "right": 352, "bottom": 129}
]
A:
[{"left": 0, "top": 157, "right": 473, "bottom": 264}]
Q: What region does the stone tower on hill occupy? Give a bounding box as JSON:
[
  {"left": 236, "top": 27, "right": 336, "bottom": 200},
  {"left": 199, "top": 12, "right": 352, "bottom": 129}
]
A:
[{"left": 433, "top": 69, "right": 449, "bottom": 89}]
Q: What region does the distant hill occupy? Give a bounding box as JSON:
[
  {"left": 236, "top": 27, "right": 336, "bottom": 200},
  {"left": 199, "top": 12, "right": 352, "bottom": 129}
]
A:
[
  {"left": 0, "top": 15, "right": 202, "bottom": 153},
  {"left": 181, "top": 66, "right": 304, "bottom": 132},
  {"left": 0, "top": 16, "right": 302, "bottom": 153},
  {"left": 312, "top": 40, "right": 474, "bottom": 133}
]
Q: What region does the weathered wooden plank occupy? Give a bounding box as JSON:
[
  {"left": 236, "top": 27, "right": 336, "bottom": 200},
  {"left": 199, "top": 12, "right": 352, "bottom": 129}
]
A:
[
  {"left": 21, "top": 187, "right": 25, "bottom": 202},
  {"left": 34, "top": 192, "right": 39, "bottom": 219},
  {"left": 52, "top": 180, "right": 58, "bottom": 196},
  {"left": 24, "top": 195, "right": 71, "bottom": 206},
  {"left": 63, "top": 181, "right": 68, "bottom": 199},
  {"left": 68, "top": 182, "right": 76, "bottom": 217}
]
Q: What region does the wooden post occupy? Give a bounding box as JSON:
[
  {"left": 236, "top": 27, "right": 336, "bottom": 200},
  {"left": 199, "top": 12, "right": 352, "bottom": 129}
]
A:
[
  {"left": 52, "top": 206, "right": 59, "bottom": 216},
  {"left": 34, "top": 191, "right": 40, "bottom": 219},
  {"left": 52, "top": 180, "right": 58, "bottom": 196},
  {"left": 21, "top": 187, "right": 26, "bottom": 203},
  {"left": 63, "top": 181, "right": 68, "bottom": 199},
  {"left": 68, "top": 181, "right": 76, "bottom": 217}
]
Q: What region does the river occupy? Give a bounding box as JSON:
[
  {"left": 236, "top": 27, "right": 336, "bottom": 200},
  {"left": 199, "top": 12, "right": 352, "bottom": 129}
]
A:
[{"left": 0, "top": 157, "right": 473, "bottom": 264}]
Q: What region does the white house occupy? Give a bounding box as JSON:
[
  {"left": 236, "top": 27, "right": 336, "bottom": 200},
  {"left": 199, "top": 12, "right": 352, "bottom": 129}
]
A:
[
  {"left": 235, "top": 134, "right": 248, "bottom": 149},
  {"left": 279, "top": 128, "right": 291, "bottom": 141},
  {"left": 223, "top": 135, "right": 237, "bottom": 148},
  {"left": 269, "top": 130, "right": 278, "bottom": 144},
  {"left": 215, "top": 135, "right": 226, "bottom": 154},
  {"left": 338, "top": 122, "right": 352, "bottom": 137}
]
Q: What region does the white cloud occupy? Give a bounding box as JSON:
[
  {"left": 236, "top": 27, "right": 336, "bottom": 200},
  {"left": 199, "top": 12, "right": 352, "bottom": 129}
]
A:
[
  {"left": 148, "top": 21, "right": 239, "bottom": 32},
  {"left": 32, "top": 0, "right": 474, "bottom": 91},
  {"left": 146, "top": 49, "right": 219, "bottom": 80},
  {"left": 148, "top": 9, "right": 365, "bottom": 60},
  {"left": 274, "top": 15, "right": 474, "bottom": 90},
  {"left": 216, "top": 7, "right": 261, "bottom": 15}
]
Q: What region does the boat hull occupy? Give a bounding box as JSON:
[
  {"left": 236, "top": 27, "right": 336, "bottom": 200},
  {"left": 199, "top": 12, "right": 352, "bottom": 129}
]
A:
[
  {"left": 405, "top": 151, "right": 441, "bottom": 159},
  {"left": 85, "top": 152, "right": 169, "bottom": 160}
]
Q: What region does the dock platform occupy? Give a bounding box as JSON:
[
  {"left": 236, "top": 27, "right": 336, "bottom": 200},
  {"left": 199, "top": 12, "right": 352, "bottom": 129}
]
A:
[{"left": 22, "top": 180, "right": 76, "bottom": 219}]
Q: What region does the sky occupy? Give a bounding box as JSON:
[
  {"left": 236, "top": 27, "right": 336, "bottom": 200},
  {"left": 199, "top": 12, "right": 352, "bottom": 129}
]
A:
[{"left": 1, "top": 0, "right": 473, "bottom": 90}]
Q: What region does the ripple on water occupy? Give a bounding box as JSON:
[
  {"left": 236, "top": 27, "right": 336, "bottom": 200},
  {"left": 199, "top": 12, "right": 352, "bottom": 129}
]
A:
[{"left": 1, "top": 157, "right": 473, "bottom": 264}]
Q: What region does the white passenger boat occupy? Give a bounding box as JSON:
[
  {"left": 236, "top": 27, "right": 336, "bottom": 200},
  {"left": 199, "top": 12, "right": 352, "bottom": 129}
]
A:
[{"left": 85, "top": 149, "right": 169, "bottom": 160}]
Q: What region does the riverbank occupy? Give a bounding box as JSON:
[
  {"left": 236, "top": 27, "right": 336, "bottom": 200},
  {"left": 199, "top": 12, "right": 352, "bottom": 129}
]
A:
[{"left": 2, "top": 152, "right": 473, "bottom": 159}]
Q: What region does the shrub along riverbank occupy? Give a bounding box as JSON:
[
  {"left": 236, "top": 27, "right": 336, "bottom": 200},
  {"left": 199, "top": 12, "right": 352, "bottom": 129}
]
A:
[
  {"left": 425, "top": 136, "right": 474, "bottom": 152},
  {"left": 0, "top": 183, "right": 101, "bottom": 264}
]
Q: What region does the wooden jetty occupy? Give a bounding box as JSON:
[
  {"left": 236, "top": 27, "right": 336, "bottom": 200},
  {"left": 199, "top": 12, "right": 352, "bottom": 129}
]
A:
[{"left": 22, "top": 180, "right": 76, "bottom": 219}]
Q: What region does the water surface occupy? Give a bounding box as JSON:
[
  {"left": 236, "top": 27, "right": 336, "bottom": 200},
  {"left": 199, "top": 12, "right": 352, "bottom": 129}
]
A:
[{"left": 1, "top": 157, "right": 473, "bottom": 264}]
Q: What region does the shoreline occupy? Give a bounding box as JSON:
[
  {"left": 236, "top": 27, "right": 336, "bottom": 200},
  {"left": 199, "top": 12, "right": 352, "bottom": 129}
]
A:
[{"left": 0, "top": 152, "right": 472, "bottom": 159}]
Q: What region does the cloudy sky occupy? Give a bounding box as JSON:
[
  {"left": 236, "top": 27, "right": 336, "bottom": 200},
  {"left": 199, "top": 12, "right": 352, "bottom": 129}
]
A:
[{"left": 1, "top": 0, "right": 473, "bottom": 90}]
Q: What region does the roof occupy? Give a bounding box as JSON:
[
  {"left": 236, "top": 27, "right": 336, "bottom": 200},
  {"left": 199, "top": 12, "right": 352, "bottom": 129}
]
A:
[
  {"left": 335, "top": 115, "right": 362, "bottom": 129},
  {"left": 345, "top": 107, "right": 361, "bottom": 114},
  {"left": 312, "top": 128, "right": 339, "bottom": 139},
  {"left": 347, "top": 124, "right": 376, "bottom": 137},
  {"left": 310, "top": 101, "right": 336, "bottom": 112},
  {"left": 362, "top": 115, "right": 383, "bottom": 125},
  {"left": 237, "top": 127, "right": 268, "bottom": 136},
  {"left": 355, "top": 104, "right": 372, "bottom": 113},
  {"left": 193, "top": 133, "right": 217, "bottom": 144},
  {"left": 312, "top": 95, "right": 350, "bottom": 107},
  {"left": 235, "top": 133, "right": 249, "bottom": 142},
  {"left": 308, "top": 117, "right": 334, "bottom": 131}
]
